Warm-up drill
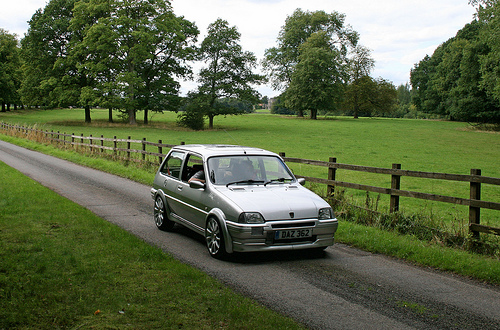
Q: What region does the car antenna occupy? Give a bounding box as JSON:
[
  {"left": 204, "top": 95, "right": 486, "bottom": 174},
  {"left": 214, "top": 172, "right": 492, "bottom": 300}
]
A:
[{"left": 224, "top": 130, "right": 239, "bottom": 146}]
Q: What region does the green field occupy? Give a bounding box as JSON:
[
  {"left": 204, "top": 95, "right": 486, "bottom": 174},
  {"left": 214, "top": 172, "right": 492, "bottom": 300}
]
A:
[{"left": 1, "top": 108, "right": 499, "bottom": 227}]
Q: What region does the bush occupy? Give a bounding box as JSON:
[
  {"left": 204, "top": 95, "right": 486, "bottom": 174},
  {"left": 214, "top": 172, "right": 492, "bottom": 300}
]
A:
[{"left": 177, "top": 108, "right": 204, "bottom": 130}]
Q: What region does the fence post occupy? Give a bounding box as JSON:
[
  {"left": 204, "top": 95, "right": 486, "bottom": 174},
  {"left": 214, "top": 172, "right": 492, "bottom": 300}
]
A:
[
  {"left": 390, "top": 163, "right": 401, "bottom": 213},
  {"left": 327, "top": 157, "right": 337, "bottom": 199},
  {"left": 158, "top": 140, "right": 163, "bottom": 164},
  {"left": 89, "top": 134, "right": 93, "bottom": 153},
  {"left": 100, "top": 135, "right": 104, "bottom": 153},
  {"left": 142, "top": 137, "right": 146, "bottom": 161},
  {"left": 469, "top": 169, "right": 482, "bottom": 239},
  {"left": 71, "top": 133, "right": 75, "bottom": 145},
  {"left": 113, "top": 136, "right": 117, "bottom": 156},
  {"left": 127, "top": 136, "right": 131, "bottom": 160}
]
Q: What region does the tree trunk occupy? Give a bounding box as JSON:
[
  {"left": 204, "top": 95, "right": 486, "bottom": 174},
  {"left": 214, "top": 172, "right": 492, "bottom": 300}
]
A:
[
  {"left": 85, "top": 105, "right": 91, "bottom": 123},
  {"left": 144, "top": 109, "right": 148, "bottom": 125},
  {"left": 353, "top": 93, "right": 359, "bottom": 119},
  {"left": 208, "top": 114, "right": 214, "bottom": 129},
  {"left": 128, "top": 108, "right": 137, "bottom": 125},
  {"left": 108, "top": 108, "right": 113, "bottom": 123},
  {"left": 310, "top": 109, "right": 317, "bottom": 120},
  {"left": 1, "top": 103, "right": 5, "bottom": 112}
]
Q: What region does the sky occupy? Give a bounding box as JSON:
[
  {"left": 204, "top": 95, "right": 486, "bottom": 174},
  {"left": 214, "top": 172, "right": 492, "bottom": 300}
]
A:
[{"left": 1, "top": 0, "right": 478, "bottom": 98}]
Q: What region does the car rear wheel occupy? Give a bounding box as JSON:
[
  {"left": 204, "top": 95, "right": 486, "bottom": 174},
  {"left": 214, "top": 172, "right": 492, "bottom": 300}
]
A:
[
  {"left": 205, "top": 217, "right": 227, "bottom": 259},
  {"left": 154, "top": 195, "right": 174, "bottom": 231}
]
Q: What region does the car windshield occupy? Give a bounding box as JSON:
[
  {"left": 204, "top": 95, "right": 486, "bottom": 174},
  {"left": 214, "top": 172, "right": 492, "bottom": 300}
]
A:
[{"left": 207, "top": 155, "right": 294, "bottom": 186}]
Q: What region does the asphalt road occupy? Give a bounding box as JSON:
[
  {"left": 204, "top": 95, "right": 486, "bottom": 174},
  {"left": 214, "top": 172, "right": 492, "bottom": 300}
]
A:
[{"left": 1, "top": 140, "right": 499, "bottom": 329}]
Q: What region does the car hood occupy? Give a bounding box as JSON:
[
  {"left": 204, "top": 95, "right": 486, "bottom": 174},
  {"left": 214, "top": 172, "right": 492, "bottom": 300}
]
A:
[{"left": 215, "top": 184, "right": 327, "bottom": 221}]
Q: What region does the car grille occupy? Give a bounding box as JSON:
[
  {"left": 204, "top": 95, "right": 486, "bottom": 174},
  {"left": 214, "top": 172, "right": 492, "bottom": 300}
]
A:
[
  {"left": 271, "top": 221, "right": 315, "bottom": 229},
  {"left": 267, "top": 233, "right": 317, "bottom": 244}
]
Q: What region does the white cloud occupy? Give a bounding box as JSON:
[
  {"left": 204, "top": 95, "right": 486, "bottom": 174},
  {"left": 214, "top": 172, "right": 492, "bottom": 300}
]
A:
[{"left": 1, "top": 0, "right": 477, "bottom": 96}]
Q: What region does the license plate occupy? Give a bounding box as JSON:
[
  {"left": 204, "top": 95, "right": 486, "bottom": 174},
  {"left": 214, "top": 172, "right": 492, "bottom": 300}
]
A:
[{"left": 275, "top": 229, "right": 312, "bottom": 240}]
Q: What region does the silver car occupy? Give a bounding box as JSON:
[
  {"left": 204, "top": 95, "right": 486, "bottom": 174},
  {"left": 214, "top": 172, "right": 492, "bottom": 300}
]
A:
[{"left": 151, "top": 144, "right": 338, "bottom": 258}]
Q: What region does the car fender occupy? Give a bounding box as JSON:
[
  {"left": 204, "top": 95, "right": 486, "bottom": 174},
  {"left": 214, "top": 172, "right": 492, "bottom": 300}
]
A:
[
  {"left": 207, "top": 208, "right": 233, "bottom": 254},
  {"left": 153, "top": 189, "right": 167, "bottom": 203},
  {"left": 153, "top": 189, "right": 171, "bottom": 215}
]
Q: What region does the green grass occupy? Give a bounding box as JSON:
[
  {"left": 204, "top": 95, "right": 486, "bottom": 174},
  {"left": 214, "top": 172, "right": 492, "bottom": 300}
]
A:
[
  {"left": 0, "top": 162, "right": 304, "bottom": 329},
  {"left": 336, "top": 221, "right": 500, "bottom": 284},
  {"left": 2, "top": 108, "right": 499, "bottom": 226}
]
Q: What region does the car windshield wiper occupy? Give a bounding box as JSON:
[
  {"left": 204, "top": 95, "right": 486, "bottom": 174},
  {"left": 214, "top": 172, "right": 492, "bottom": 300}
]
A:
[
  {"left": 264, "top": 178, "right": 293, "bottom": 186},
  {"left": 226, "top": 180, "right": 265, "bottom": 187}
]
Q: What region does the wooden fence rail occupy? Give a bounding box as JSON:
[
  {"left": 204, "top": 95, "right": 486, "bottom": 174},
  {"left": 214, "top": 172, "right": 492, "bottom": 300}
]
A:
[{"left": 1, "top": 122, "right": 499, "bottom": 237}]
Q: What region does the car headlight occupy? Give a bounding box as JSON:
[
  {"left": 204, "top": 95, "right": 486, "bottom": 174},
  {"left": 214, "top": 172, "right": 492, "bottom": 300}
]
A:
[
  {"left": 318, "top": 207, "right": 333, "bottom": 220},
  {"left": 238, "top": 212, "right": 265, "bottom": 224}
]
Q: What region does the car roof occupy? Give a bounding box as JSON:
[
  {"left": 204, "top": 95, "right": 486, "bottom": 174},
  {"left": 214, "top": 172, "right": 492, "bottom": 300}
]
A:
[{"left": 172, "top": 144, "right": 279, "bottom": 158}]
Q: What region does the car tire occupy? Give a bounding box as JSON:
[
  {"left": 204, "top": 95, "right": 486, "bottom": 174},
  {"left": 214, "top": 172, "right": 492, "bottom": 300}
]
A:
[
  {"left": 205, "top": 217, "right": 227, "bottom": 259},
  {"left": 154, "top": 195, "right": 174, "bottom": 231}
]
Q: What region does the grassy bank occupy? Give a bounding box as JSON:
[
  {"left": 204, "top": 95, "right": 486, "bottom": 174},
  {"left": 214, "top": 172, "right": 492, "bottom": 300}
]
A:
[{"left": 0, "top": 162, "right": 304, "bottom": 329}]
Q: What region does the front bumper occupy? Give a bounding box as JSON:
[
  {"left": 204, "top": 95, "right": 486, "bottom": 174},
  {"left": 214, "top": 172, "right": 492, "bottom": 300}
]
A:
[{"left": 226, "top": 218, "right": 338, "bottom": 253}]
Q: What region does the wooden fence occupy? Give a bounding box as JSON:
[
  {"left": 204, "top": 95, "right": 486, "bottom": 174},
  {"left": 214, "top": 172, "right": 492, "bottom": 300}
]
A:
[{"left": 1, "top": 122, "right": 499, "bottom": 237}]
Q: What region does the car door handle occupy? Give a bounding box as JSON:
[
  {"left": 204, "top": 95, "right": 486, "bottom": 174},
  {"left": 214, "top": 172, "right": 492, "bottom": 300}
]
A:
[{"left": 177, "top": 185, "right": 183, "bottom": 191}]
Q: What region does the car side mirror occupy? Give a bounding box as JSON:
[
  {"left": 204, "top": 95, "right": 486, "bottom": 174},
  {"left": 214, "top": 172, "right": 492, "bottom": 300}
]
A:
[
  {"left": 297, "top": 178, "right": 306, "bottom": 186},
  {"left": 189, "top": 180, "right": 206, "bottom": 189}
]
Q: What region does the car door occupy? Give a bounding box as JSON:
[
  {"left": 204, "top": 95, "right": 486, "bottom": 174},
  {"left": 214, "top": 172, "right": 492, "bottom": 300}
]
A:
[
  {"left": 156, "top": 150, "right": 186, "bottom": 217},
  {"left": 174, "top": 153, "right": 210, "bottom": 233}
]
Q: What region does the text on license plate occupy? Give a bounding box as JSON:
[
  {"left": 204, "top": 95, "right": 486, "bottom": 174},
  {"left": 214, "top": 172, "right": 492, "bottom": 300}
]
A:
[{"left": 275, "top": 229, "right": 312, "bottom": 240}]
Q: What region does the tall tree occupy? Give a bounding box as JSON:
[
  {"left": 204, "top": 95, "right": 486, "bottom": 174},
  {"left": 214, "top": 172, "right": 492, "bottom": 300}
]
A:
[
  {"left": 20, "top": 0, "right": 78, "bottom": 109},
  {"left": 134, "top": 10, "right": 198, "bottom": 124},
  {"left": 262, "top": 9, "right": 358, "bottom": 92},
  {"left": 476, "top": 1, "right": 500, "bottom": 122},
  {"left": 284, "top": 31, "right": 346, "bottom": 119},
  {"left": 195, "top": 19, "right": 264, "bottom": 129},
  {"left": 345, "top": 45, "right": 375, "bottom": 118},
  {"left": 0, "top": 30, "right": 21, "bottom": 111},
  {"left": 69, "top": 0, "right": 113, "bottom": 123}
]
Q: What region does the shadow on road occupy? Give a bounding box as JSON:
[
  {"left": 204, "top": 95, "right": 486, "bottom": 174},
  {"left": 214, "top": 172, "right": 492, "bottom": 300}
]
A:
[{"left": 170, "top": 223, "right": 331, "bottom": 264}]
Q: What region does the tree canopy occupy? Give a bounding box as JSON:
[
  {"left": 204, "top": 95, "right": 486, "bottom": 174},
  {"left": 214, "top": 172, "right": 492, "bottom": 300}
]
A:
[
  {"left": 263, "top": 9, "right": 359, "bottom": 118},
  {"left": 5, "top": 1, "right": 500, "bottom": 126},
  {"left": 19, "top": 0, "right": 198, "bottom": 124},
  {"left": 410, "top": 18, "right": 500, "bottom": 123},
  {"left": 285, "top": 31, "right": 346, "bottom": 119},
  {"left": 263, "top": 9, "right": 358, "bottom": 92}
]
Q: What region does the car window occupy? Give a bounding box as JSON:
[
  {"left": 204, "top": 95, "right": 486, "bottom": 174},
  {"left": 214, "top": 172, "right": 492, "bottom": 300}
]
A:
[
  {"left": 207, "top": 155, "right": 293, "bottom": 185},
  {"left": 182, "top": 154, "right": 204, "bottom": 182},
  {"left": 159, "top": 151, "right": 185, "bottom": 179}
]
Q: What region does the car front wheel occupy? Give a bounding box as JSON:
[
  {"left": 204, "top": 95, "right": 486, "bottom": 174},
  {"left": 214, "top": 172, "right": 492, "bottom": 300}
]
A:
[
  {"left": 205, "top": 217, "right": 227, "bottom": 259},
  {"left": 154, "top": 195, "right": 174, "bottom": 231}
]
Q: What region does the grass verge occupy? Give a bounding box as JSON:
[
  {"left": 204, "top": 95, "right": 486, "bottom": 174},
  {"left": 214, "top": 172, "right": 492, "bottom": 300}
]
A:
[{"left": 0, "top": 161, "right": 304, "bottom": 329}]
